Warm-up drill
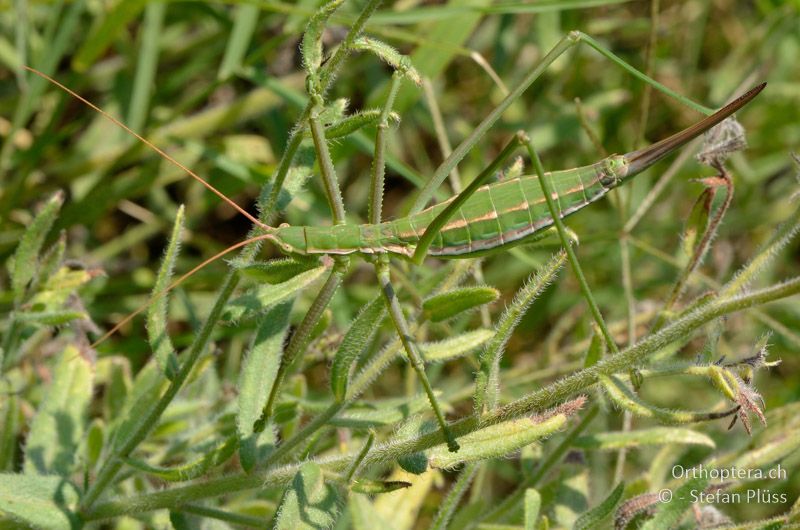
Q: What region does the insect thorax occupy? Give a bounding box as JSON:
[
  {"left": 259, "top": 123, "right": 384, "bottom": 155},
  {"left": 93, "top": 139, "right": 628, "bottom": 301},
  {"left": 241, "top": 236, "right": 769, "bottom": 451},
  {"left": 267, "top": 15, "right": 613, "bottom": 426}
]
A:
[{"left": 597, "top": 155, "right": 630, "bottom": 187}]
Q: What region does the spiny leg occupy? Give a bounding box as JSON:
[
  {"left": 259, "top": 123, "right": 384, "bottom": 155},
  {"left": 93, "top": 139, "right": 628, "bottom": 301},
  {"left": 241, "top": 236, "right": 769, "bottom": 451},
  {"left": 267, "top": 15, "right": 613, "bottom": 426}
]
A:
[
  {"left": 365, "top": 67, "right": 460, "bottom": 451},
  {"left": 411, "top": 30, "right": 714, "bottom": 215}
]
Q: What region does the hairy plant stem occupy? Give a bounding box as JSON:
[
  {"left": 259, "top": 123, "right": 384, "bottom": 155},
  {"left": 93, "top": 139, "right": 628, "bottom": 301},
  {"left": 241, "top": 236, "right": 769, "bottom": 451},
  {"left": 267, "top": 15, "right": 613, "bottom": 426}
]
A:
[
  {"left": 309, "top": 104, "right": 347, "bottom": 224},
  {"left": 368, "top": 73, "right": 403, "bottom": 224},
  {"left": 375, "top": 257, "right": 459, "bottom": 452},
  {"left": 82, "top": 276, "right": 800, "bottom": 519},
  {"left": 80, "top": 268, "right": 243, "bottom": 511},
  {"left": 79, "top": 2, "right": 385, "bottom": 511},
  {"left": 429, "top": 463, "right": 479, "bottom": 530},
  {"left": 525, "top": 139, "right": 620, "bottom": 355},
  {"left": 652, "top": 168, "right": 733, "bottom": 332}
]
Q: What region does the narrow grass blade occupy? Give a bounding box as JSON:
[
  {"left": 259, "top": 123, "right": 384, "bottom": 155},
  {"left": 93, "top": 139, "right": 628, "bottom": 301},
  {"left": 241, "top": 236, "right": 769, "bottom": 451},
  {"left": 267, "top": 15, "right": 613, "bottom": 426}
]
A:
[
  {"left": 218, "top": 4, "right": 260, "bottom": 79},
  {"left": 126, "top": 1, "right": 165, "bottom": 134},
  {"left": 23, "top": 346, "right": 93, "bottom": 477},
  {"left": 72, "top": 0, "right": 147, "bottom": 71},
  {"left": 147, "top": 206, "right": 184, "bottom": 380}
]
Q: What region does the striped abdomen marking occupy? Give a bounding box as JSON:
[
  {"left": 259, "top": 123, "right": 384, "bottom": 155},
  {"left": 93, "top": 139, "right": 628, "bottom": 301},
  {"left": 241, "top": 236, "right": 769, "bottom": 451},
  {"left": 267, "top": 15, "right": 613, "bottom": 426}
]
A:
[
  {"left": 390, "top": 159, "right": 615, "bottom": 257},
  {"left": 284, "top": 159, "right": 618, "bottom": 258}
]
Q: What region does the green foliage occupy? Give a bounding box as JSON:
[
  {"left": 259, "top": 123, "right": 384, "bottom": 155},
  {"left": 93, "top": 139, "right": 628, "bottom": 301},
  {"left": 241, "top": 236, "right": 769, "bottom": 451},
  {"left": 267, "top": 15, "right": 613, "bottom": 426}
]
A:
[
  {"left": 0, "top": 473, "right": 80, "bottom": 530},
  {"left": 1, "top": 1, "right": 799, "bottom": 528},
  {"left": 274, "top": 462, "right": 340, "bottom": 530},
  {"left": 572, "top": 481, "right": 624, "bottom": 530},
  {"left": 147, "top": 205, "right": 184, "bottom": 379},
  {"left": 422, "top": 285, "right": 499, "bottom": 322},
  {"left": 23, "top": 346, "right": 93, "bottom": 477},
  {"left": 330, "top": 295, "right": 386, "bottom": 401}
]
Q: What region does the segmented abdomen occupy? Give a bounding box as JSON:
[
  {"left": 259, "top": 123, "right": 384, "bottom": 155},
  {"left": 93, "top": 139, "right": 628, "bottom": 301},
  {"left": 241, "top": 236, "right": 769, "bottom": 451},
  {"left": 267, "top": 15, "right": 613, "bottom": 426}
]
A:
[{"left": 294, "top": 160, "right": 612, "bottom": 258}]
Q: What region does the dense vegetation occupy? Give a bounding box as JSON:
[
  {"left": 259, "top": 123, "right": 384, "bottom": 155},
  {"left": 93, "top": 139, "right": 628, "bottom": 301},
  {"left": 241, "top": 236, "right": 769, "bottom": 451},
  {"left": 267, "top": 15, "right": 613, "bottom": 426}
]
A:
[{"left": 1, "top": 0, "right": 799, "bottom": 528}]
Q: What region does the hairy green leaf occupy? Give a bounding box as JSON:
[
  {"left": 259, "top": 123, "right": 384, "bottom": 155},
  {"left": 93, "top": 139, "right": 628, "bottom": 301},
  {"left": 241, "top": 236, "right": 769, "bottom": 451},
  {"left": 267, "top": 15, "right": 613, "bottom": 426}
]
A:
[
  {"left": 573, "top": 481, "right": 624, "bottom": 530},
  {"left": 352, "top": 37, "right": 421, "bottom": 84},
  {"left": 524, "top": 488, "right": 541, "bottom": 530},
  {"left": 351, "top": 479, "right": 411, "bottom": 494},
  {"left": 224, "top": 265, "right": 326, "bottom": 322},
  {"left": 236, "top": 257, "right": 321, "bottom": 284},
  {"left": 331, "top": 394, "right": 432, "bottom": 428},
  {"left": 301, "top": 0, "right": 345, "bottom": 76},
  {"left": 575, "top": 427, "right": 715, "bottom": 451},
  {"left": 11, "top": 191, "right": 63, "bottom": 302},
  {"left": 330, "top": 295, "right": 386, "bottom": 401},
  {"left": 428, "top": 397, "right": 584, "bottom": 470},
  {"left": 0, "top": 473, "right": 80, "bottom": 530},
  {"left": 147, "top": 206, "right": 184, "bottom": 380},
  {"left": 24, "top": 346, "right": 93, "bottom": 477},
  {"left": 275, "top": 462, "right": 340, "bottom": 529},
  {"left": 237, "top": 302, "right": 292, "bottom": 453},
  {"left": 476, "top": 250, "right": 566, "bottom": 412},
  {"left": 423, "top": 286, "right": 499, "bottom": 323},
  {"left": 422, "top": 328, "right": 493, "bottom": 362},
  {"left": 124, "top": 437, "right": 237, "bottom": 482}
]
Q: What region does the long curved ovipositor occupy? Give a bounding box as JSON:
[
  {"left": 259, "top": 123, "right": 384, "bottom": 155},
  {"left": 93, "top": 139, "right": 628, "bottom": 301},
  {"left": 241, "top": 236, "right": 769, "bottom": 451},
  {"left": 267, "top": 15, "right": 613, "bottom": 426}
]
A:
[{"left": 271, "top": 83, "right": 766, "bottom": 259}]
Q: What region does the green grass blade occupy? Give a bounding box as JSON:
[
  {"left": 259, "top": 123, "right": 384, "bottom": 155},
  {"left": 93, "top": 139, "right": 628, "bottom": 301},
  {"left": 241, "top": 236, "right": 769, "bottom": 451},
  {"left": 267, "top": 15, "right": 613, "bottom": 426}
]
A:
[
  {"left": 72, "top": 0, "right": 147, "bottom": 72},
  {"left": 126, "top": 1, "right": 166, "bottom": 134},
  {"left": 218, "top": 4, "right": 260, "bottom": 80}
]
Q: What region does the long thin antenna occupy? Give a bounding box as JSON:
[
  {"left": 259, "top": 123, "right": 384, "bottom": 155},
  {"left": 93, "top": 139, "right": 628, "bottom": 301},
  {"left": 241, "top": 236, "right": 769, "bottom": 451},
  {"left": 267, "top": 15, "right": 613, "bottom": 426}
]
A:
[
  {"left": 90, "top": 233, "right": 276, "bottom": 347},
  {"left": 24, "top": 65, "right": 270, "bottom": 230}
]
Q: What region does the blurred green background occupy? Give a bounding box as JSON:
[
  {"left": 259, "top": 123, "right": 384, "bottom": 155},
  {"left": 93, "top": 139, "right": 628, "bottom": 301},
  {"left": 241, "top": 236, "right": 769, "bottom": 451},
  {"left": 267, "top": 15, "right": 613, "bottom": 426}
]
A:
[{"left": 1, "top": 0, "right": 799, "bottom": 526}]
